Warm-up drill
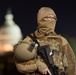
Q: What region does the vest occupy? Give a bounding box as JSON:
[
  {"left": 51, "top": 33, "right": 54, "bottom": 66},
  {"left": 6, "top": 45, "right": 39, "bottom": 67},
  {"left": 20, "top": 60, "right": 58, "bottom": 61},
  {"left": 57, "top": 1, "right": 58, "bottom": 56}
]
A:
[{"left": 28, "top": 34, "right": 68, "bottom": 74}]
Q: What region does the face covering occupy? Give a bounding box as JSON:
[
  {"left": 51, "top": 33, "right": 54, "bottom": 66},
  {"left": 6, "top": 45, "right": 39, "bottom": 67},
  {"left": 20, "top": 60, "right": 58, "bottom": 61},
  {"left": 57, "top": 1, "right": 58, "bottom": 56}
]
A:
[{"left": 35, "top": 7, "right": 57, "bottom": 37}]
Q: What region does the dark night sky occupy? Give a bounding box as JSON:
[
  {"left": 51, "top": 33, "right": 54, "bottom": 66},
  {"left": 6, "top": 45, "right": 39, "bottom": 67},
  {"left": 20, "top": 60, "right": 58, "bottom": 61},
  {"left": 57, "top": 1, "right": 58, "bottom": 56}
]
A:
[{"left": 0, "top": 0, "right": 76, "bottom": 38}]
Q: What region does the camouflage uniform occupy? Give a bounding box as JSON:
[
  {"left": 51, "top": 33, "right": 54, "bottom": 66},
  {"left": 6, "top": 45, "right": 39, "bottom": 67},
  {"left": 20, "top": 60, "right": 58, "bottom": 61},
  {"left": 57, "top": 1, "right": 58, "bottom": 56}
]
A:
[{"left": 14, "top": 7, "right": 76, "bottom": 75}]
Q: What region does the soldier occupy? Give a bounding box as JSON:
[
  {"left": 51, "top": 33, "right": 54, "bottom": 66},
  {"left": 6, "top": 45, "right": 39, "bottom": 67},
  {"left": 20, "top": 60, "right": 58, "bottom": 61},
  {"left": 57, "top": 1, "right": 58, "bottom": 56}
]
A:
[{"left": 13, "top": 7, "right": 76, "bottom": 75}]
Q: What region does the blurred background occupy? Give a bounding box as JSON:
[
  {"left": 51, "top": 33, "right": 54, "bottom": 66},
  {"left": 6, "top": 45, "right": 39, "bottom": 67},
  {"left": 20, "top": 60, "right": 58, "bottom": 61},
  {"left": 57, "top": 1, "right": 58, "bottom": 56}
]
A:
[{"left": 0, "top": 0, "right": 76, "bottom": 75}]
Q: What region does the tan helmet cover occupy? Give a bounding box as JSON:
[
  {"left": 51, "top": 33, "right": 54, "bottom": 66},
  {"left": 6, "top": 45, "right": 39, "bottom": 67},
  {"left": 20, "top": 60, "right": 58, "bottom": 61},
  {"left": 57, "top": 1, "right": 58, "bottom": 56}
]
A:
[
  {"left": 37, "top": 7, "right": 56, "bottom": 23},
  {"left": 14, "top": 37, "right": 37, "bottom": 61}
]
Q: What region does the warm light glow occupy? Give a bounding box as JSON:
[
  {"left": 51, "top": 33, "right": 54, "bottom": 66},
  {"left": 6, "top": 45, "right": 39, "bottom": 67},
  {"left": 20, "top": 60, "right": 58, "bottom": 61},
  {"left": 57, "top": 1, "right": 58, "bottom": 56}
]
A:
[
  {"left": 0, "top": 9, "right": 22, "bottom": 55},
  {"left": 0, "top": 44, "right": 13, "bottom": 52}
]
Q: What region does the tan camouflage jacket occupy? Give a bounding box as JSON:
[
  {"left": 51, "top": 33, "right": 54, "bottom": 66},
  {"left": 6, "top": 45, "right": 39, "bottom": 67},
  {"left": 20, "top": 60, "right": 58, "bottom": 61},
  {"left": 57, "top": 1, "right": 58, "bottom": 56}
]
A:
[{"left": 14, "top": 35, "right": 76, "bottom": 75}]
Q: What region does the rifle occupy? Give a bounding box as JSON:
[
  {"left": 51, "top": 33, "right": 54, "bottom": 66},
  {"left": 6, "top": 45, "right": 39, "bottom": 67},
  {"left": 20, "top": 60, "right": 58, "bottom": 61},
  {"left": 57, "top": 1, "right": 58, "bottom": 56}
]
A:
[{"left": 37, "top": 45, "right": 59, "bottom": 75}]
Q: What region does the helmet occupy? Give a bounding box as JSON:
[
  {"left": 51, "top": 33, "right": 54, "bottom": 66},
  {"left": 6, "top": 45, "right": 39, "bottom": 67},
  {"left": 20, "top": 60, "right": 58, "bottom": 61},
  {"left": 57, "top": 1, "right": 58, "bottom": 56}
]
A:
[
  {"left": 37, "top": 7, "right": 56, "bottom": 22},
  {"left": 14, "top": 39, "right": 36, "bottom": 61}
]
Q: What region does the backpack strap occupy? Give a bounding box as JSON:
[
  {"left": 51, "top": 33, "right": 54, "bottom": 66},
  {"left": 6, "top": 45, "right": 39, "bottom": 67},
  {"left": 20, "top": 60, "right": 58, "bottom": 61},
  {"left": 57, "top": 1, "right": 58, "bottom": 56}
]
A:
[{"left": 28, "top": 34, "right": 40, "bottom": 47}]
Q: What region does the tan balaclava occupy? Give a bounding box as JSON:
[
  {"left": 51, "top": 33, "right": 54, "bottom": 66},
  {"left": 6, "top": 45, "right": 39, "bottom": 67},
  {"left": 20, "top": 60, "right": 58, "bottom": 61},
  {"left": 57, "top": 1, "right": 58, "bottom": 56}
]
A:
[{"left": 35, "top": 7, "right": 57, "bottom": 37}]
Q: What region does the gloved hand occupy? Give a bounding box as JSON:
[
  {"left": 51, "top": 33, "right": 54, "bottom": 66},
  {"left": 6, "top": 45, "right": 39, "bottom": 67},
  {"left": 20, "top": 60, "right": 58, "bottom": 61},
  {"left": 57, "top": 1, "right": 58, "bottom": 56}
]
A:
[
  {"left": 41, "top": 68, "right": 52, "bottom": 75},
  {"left": 36, "top": 60, "right": 52, "bottom": 75}
]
